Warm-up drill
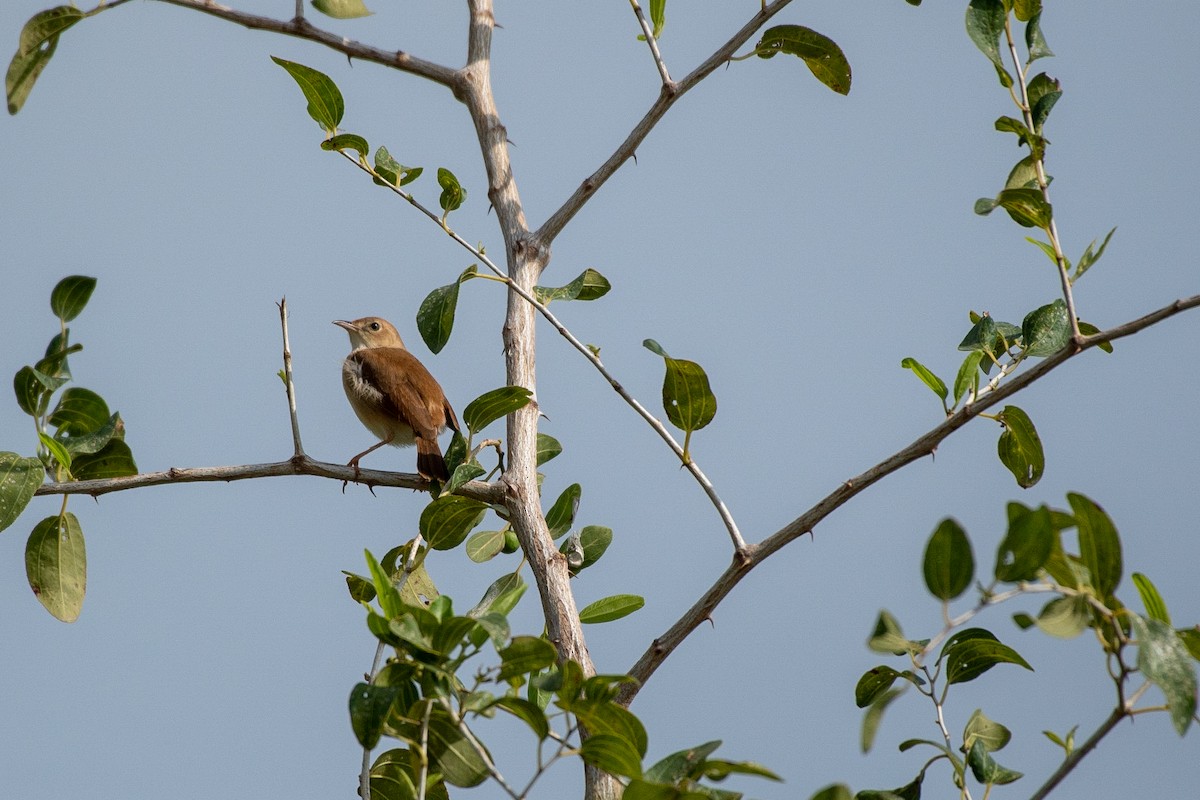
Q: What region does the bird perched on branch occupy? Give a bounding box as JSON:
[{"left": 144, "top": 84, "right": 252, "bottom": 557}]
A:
[{"left": 334, "top": 316, "right": 459, "bottom": 481}]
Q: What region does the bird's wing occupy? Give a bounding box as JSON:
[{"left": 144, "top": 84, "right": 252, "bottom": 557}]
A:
[{"left": 352, "top": 348, "right": 443, "bottom": 439}]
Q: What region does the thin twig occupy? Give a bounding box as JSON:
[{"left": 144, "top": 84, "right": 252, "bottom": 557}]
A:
[
  {"left": 1028, "top": 706, "right": 1127, "bottom": 800},
  {"left": 146, "top": 0, "right": 459, "bottom": 88},
  {"left": 627, "top": 0, "right": 673, "bottom": 85},
  {"left": 617, "top": 294, "right": 1200, "bottom": 704},
  {"left": 536, "top": 0, "right": 794, "bottom": 247},
  {"left": 33, "top": 457, "right": 506, "bottom": 504},
  {"left": 277, "top": 298, "right": 305, "bottom": 457}
]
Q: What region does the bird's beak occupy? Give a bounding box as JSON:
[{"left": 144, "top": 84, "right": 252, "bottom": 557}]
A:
[{"left": 333, "top": 319, "right": 356, "bottom": 333}]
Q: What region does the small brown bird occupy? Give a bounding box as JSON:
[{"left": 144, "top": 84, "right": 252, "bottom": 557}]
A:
[{"left": 334, "top": 316, "right": 460, "bottom": 481}]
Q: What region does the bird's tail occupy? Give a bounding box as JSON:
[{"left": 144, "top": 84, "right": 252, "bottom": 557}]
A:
[{"left": 416, "top": 438, "right": 450, "bottom": 482}]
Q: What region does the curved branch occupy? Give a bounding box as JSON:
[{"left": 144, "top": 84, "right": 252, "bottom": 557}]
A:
[
  {"left": 535, "top": 0, "right": 794, "bottom": 247},
  {"left": 32, "top": 456, "right": 506, "bottom": 505},
  {"left": 617, "top": 293, "right": 1200, "bottom": 704},
  {"left": 149, "top": 0, "right": 459, "bottom": 88}
]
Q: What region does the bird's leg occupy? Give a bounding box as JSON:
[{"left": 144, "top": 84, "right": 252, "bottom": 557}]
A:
[{"left": 343, "top": 434, "right": 394, "bottom": 491}]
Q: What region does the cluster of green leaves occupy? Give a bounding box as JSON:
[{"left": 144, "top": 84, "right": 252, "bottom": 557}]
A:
[
  {"left": 1, "top": 276, "right": 137, "bottom": 622},
  {"left": 5, "top": 4, "right": 90, "bottom": 114},
  {"left": 344, "top": 538, "right": 772, "bottom": 800},
  {"left": 271, "top": 56, "right": 467, "bottom": 227},
  {"left": 813, "top": 493, "right": 1199, "bottom": 800}
]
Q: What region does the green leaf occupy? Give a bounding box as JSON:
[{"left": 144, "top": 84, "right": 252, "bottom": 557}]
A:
[
  {"left": 491, "top": 696, "right": 550, "bottom": 740},
  {"left": 579, "top": 594, "right": 645, "bottom": 624},
  {"left": 423, "top": 706, "right": 489, "bottom": 787},
  {"left": 533, "top": 268, "right": 612, "bottom": 304},
  {"left": 416, "top": 265, "right": 475, "bottom": 354},
  {"left": 994, "top": 504, "right": 1053, "bottom": 581},
  {"left": 1177, "top": 628, "right": 1200, "bottom": 662},
  {"left": 754, "top": 25, "right": 851, "bottom": 95},
  {"left": 71, "top": 439, "right": 137, "bottom": 480},
  {"left": 437, "top": 167, "right": 466, "bottom": 214},
  {"left": 14, "top": 365, "right": 65, "bottom": 417},
  {"left": 644, "top": 740, "right": 722, "bottom": 783},
  {"left": 343, "top": 570, "right": 375, "bottom": 603},
  {"left": 810, "top": 785, "right": 853, "bottom": 800},
  {"left": 1022, "top": 299, "right": 1070, "bottom": 357},
  {"left": 957, "top": 314, "right": 1001, "bottom": 356},
  {"left": 1025, "top": 12, "right": 1055, "bottom": 61},
  {"left": 1013, "top": 0, "right": 1041, "bottom": 22},
  {"left": 320, "top": 132, "right": 369, "bottom": 158},
  {"left": 48, "top": 387, "right": 110, "bottom": 435},
  {"left": 536, "top": 433, "right": 562, "bottom": 466},
  {"left": 965, "top": 0, "right": 1009, "bottom": 73},
  {"left": 462, "top": 386, "right": 533, "bottom": 434},
  {"left": 567, "top": 698, "right": 648, "bottom": 757},
  {"left": 1031, "top": 595, "right": 1090, "bottom": 638},
  {"left": 1077, "top": 319, "right": 1113, "bottom": 352},
  {"left": 580, "top": 733, "right": 643, "bottom": 779},
  {"left": 38, "top": 431, "right": 72, "bottom": 473},
  {"left": 49, "top": 275, "right": 96, "bottom": 322},
  {"left": 966, "top": 739, "right": 1024, "bottom": 785},
  {"left": 0, "top": 452, "right": 45, "bottom": 533},
  {"left": 649, "top": 0, "right": 666, "bottom": 38},
  {"left": 953, "top": 351, "right": 984, "bottom": 404},
  {"left": 6, "top": 6, "right": 86, "bottom": 115},
  {"left": 349, "top": 682, "right": 397, "bottom": 749},
  {"left": 996, "top": 187, "right": 1052, "bottom": 228},
  {"left": 944, "top": 636, "right": 1033, "bottom": 684},
  {"left": 643, "top": 341, "right": 718, "bottom": 436},
  {"left": 372, "top": 145, "right": 422, "bottom": 188},
  {"left": 1073, "top": 227, "right": 1116, "bottom": 283},
  {"left": 271, "top": 56, "right": 344, "bottom": 134},
  {"left": 497, "top": 635, "right": 558, "bottom": 681},
  {"left": 445, "top": 460, "right": 484, "bottom": 495},
  {"left": 1069, "top": 492, "right": 1122, "bottom": 598},
  {"left": 37, "top": 331, "right": 81, "bottom": 382},
  {"left": 1005, "top": 155, "right": 1039, "bottom": 191},
  {"left": 469, "top": 573, "right": 526, "bottom": 619},
  {"left": 1132, "top": 572, "right": 1171, "bottom": 625},
  {"left": 867, "top": 609, "right": 923, "bottom": 656},
  {"left": 922, "top": 518, "right": 974, "bottom": 601},
  {"left": 963, "top": 708, "right": 1012, "bottom": 753},
  {"left": 574, "top": 525, "right": 612, "bottom": 571},
  {"left": 544, "top": 483, "right": 581, "bottom": 538},
  {"left": 26, "top": 512, "right": 86, "bottom": 622},
  {"left": 1027, "top": 72, "right": 1061, "bottom": 133},
  {"left": 861, "top": 689, "right": 903, "bottom": 754},
  {"left": 997, "top": 405, "right": 1043, "bottom": 488},
  {"left": 900, "top": 357, "right": 948, "bottom": 404},
  {"left": 364, "top": 549, "right": 403, "bottom": 619},
  {"left": 465, "top": 530, "right": 506, "bottom": 563},
  {"left": 420, "top": 495, "right": 488, "bottom": 551},
  {"left": 703, "top": 758, "right": 783, "bottom": 783},
  {"left": 311, "top": 0, "right": 373, "bottom": 19},
  {"left": 855, "top": 666, "right": 919, "bottom": 708},
  {"left": 974, "top": 196, "right": 999, "bottom": 216}
]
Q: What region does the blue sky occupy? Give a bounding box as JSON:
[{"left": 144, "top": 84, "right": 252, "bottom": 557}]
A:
[{"left": 2, "top": 2, "right": 1198, "bottom": 798}]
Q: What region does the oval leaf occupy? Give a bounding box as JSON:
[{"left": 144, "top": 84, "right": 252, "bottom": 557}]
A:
[
  {"left": 48, "top": 387, "right": 109, "bottom": 435},
  {"left": 271, "top": 56, "right": 344, "bottom": 133},
  {"left": 72, "top": 439, "right": 137, "bottom": 480},
  {"left": 0, "top": 452, "right": 45, "bottom": 532},
  {"left": 579, "top": 594, "right": 645, "bottom": 624},
  {"left": 311, "top": 0, "right": 373, "bottom": 19},
  {"left": 420, "top": 495, "right": 487, "bottom": 551},
  {"left": 1069, "top": 492, "right": 1122, "bottom": 598},
  {"left": 465, "top": 529, "right": 506, "bottom": 563},
  {"left": 6, "top": 6, "right": 86, "bottom": 115},
  {"left": 416, "top": 281, "right": 461, "bottom": 355},
  {"left": 994, "top": 504, "right": 1053, "bottom": 582},
  {"left": 997, "top": 405, "right": 1044, "bottom": 488},
  {"left": 349, "top": 682, "right": 397, "bottom": 749},
  {"left": 320, "top": 132, "right": 369, "bottom": 158},
  {"left": 580, "top": 734, "right": 643, "bottom": 780},
  {"left": 544, "top": 483, "right": 581, "bottom": 539},
  {"left": 1132, "top": 572, "right": 1171, "bottom": 625},
  {"left": 923, "top": 518, "right": 974, "bottom": 600},
  {"left": 1022, "top": 299, "right": 1070, "bottom": 357},
  {"left": 498, "top": 635, "right": 558, "bottom": 681},
  {"left": 462, "top": 386, "right": 532, "bottom": 434},
  {"left": 945, "top": 638, "right": 1033, "bottom": 685},
  {"left": 754, "top": 25, "right": 852, "bottom": 95},
  {"left": 536, "top": 432, "right": 562, "bottom": 466},
  {"left": 50, "top": 275, "right": 96, "bottom": 322},
  {"left": 901, "top": 357, "right": 948, "bottom": 403},
  {"left": 26, "top": 512, "right": 86, "bottom": 622},
  {"left": 437, "top": 167, "right": 466, "bottom": 213}
]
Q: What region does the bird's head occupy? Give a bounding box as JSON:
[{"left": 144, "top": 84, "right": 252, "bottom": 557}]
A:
[{"left": 334, "top": 317, "right": 406, "bottom": 350}]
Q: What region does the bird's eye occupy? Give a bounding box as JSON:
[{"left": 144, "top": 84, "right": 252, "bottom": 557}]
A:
[{"left": 369, "top": 322, "right": 381, "bottom": 331}]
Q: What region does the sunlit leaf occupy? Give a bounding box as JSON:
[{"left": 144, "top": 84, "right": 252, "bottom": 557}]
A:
[
  {"left": 579, "top": 594, "right": 644, "bottom": 624},
  {"left": 271, "top": 56, "right": 344, "bottom": 133},
  {"left": 26, "top": 512, "right": 85, "bottom": 622},
  {"left": 754, "top": 25, "right": 851, "bottom": 95},
  {"left": 923, "top": 518, "right": 974, "bottom": 600},
  {"left": 0, "top": 452, "right": 45, "bottom": 533},
  {"left": 462, "top": 386, "right": 533, "bottom": 434},
  {"left": 311, "top": 0, "right": 373, "bottom": 19}
]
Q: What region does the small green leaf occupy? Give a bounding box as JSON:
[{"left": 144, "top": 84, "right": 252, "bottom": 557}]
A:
[
  {"left": 867, "top": 609, "right": 923, "bottom": 656},
  {"left": 1133, "top": 616, "right": 1196, "bottom": 735},
  {"left": 1025, "top": 12, "right": 1055, "bottom": 61},
  {"left": 997, "top": 405, "right": 1044, "bottom": 488},
  {"left": 1073, "top": 227, "right": 1116, "bottom": 283},
  {"left": 855, "top": 665, "right": 917, "bottom": 708},
  {"left": 974, "top": 196, "right": 999, "bottom": 216},
  {"left": 579, "top": 594, "right": 644, "bottom": 624},
  {"left": 965, "top": 0, "right": 1007, "bottom": 70},
  {"left": 945, "top": 636, "right": 1033, "bottom": 684},
  {"left": 643, "top": 342, "right": 718, "bottom": 436},
  {"left": 437, "top": 167, "right": 466, "bottom": 214},
  {"left": 462, "top": 386, "right": 533, "bottom": 435},
  {"left": 963, "top": 708, "right": 1012, "bottom": 753},
  {"left": 702, "top": 758, "right": 783, "bottom": 783},
  {"left": 901, "top": 357, "right": 948, "bottom": 404},
  {"left": 580, "top": 734, "right": 643, "bottom": 779},
  {"left": 809, "top": 785, "right": 853, "bottom": 800},
  {"left": 417, "top": 281, "right": 461, "bottom": 355},
  {"left": 320, "top": 132, "right": 369, "bottom": 158},
  {"left": 372, "top": 145, "right": 422, "bottom": 188},
  {"left": 644, "top": 741, "right": 723, "bottom": 784},
  {"left": 966, "top": 739, "right": 1024, "bottom": 785},
  {"left": 498, "top": 635, "right": 558, "bottom": 681},
  {"left": 48, "top": 387, "right": 110, "bottom": 435},
  {"left": 311, "top": 0, "right": 373, "bottom": 19},
  {"left": 38, "top": 431, "right": 72, "bottom": 473},
  {"left": 1132, "top": 572, "right": 1171, "bottom": 625},
  {"left": 445, "top": 460, "right": 484, "bottom": 495},
  {"left": 26, "top": 512, "right": 86, "bottom": 622},
  {"left": 648, "top": 0, "right": 666, "bottom": 38},
  {"left": 1027, "top": 72, "right": 1061, "bottom": 133},
  {"left": 491, "top": 696, "right": 550, "bottom": 740},
  {"left": 364, "top": 549, "right": 403, "bottom": 619},
  {"left": 923, "top": 518, "right": 974, "bottom": 600},
  {"left": 1022, "top": 299, "right": 1070, "bottom": 356},
  {"left": 996, "top": 187, "right": 1052, "bottom": 228},
  {"left": 994, "top": 504, "right": 1053, "bottom": 582},
  {"left": 1078, "top": 320, "right": 1113, "bottom": 353},
  {"left": 536, "top": 433, "right": 562, "bottom": 466},
  {"left": 953, "top": 351, "right": 984, "bottom": 404},
  {"left": 468, "top": 573, "right": 526, "bottom": 619},
  {"left": 6, "top": 6, "right": 86, "bottom": 115},
  {"left": 342, "top": 571, "right": 375, "bottom": 603},
  {"left": 423, "top": 706, "right": 489, "bottom": 787},
  {"left": 754, "top": 25, "right": 851, "bottom": 95},
  {"left": 574, "top": 525, "right": 612, "bottom": 571},
  {"left": 420, "top": 495, "right": 488, "bottom": 551},
  {"left": 348, "top": 682, "right": 397, "bottom": 749},
  {"left": 1069, "top": 492, "right": 1122, "bottom": 598},
  {"left": 1032, "top": 595, "right": 1090, "bottom": 639},
  {"left": 958, "top": 314, "right": 1001, "bottom": 356},
  {"left": 533, "top": 268, "right": 612, "bottom": 304},
  {"left": 544, "top": 483, "right": 581, "bottom": 539},
  {"left": 465, "top": 530, "right": 506, "bottom": 563},
  {"left": 271, "top": 56, "right": 344, "bottom": 133},
  {"left": 0, "top": 452, "right": 45, "bottom": 533},
  {"left": 1005, "top": 155, "right": 1039, "bottom": 191},
  {"left": 50, "top": 276, "right": 96, "bottom": 322},
  {"left": 72, "top": 439, "right": 137, "bottom": 480},
  {"left": 13, "top": 365, "right": 65, "bottom": 417},
  {"left": 861, "top": 688, "right": 903, "bottom": 754}
]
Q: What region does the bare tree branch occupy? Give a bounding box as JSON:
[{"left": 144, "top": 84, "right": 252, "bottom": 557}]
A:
[
  {"left": 535, "top": 0, "right": 793, "bottom": 248},
  {"left": 617, "top": 293, "right": 1200, "bottom": 704},
  {"left": 148, "top": 0, "right": 459, "bottom": 88}
]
